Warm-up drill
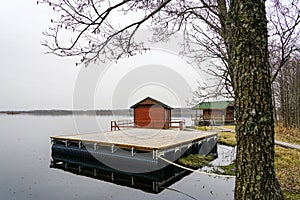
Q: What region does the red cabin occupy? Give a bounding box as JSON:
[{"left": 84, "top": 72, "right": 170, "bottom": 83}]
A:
[{"left": 130, "top": 97, "right": 173, "bottom": 129}]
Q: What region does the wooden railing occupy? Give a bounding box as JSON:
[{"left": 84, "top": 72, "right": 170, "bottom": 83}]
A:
[
  {"left": 111, "top": 120, "right": 134, "bottom": 131},
  {"left": 111, "top": 119, "right": 186, "bottom": 131},
  {"left": 169, "top": 119, "right": 185, "bottom": 129}
]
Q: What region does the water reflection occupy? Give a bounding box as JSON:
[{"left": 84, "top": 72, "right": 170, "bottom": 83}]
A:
[
  {"left": 50, "top": 152, "right": 192, "bottom": 194},
  {"left": 0, "top": 115, "right": 234, "bottom": 200}
]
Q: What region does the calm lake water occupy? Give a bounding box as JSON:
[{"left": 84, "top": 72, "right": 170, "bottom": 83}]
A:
[{"left": 0, "top": 114, "right": 234, "bottom": 200}]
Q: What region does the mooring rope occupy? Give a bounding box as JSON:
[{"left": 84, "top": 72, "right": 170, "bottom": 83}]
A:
[
  {"left": 158, "top": 156, "right": 236, "bottom": 178},
  {"left": 161, "top": 187, "right": 198, "bottom": 200}
]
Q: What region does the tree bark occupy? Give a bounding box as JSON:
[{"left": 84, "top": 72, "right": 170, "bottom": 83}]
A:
[{"left": 230, "top": 1, "right": 284, "bottom": 199}]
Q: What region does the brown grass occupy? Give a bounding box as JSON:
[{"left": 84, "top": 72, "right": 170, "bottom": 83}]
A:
[
  {"left": 275, "top": 146, "right": 300, "bottom": 199},
  {"left": 221, "top": 125, "right": 236, "bottom": 130},
  {"left": 216, "top": 126, "right": 300, "bottom": 199},
  {"left": 275, "top": 123, "right": 300, "bottom": 145},
  {"left": 217, "top": 123, "right": 300, "bottom": 145},
  {"left": 218, "top": 131, "right": 236, "bottom": 147},
  {"left": 178, "top": 154, "right": 213, "bottom": 169}
]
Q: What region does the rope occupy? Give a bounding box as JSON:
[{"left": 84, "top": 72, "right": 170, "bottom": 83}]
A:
[
  {"left": 158, "top": 156, "right": 236, "bottom": 178},
  {"left": 161, "top": 187, "right": 198, "bottom": 200}
]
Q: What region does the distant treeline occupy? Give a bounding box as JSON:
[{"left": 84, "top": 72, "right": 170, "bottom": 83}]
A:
[
  {"left": 0, "top": 109, "right": 131, "bottom": 116},
  {"left": 0, "top": 108, "right": 194, "bottom": 117}
]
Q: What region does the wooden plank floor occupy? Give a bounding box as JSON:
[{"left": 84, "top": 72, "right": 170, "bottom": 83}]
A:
[{"left": 51, "top": 128, "right": 218, "bottom": 150}]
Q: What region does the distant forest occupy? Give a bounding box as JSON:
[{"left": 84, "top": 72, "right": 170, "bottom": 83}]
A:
[{"left": 0, "top": 108, "right": 194, "bottom": 117}]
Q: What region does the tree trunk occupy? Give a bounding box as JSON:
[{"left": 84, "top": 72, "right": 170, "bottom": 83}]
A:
[{"left": 230, "top": 1, "right": 284, "bottom": 199}]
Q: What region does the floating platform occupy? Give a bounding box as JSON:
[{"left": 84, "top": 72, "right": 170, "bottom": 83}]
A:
[{"left": 51, "top": 128, "right": 218, "bottom": 173}]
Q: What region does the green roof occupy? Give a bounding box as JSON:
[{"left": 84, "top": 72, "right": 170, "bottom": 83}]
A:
[{"left": 192, "top": 101, "right": 234, "bottom": 110}]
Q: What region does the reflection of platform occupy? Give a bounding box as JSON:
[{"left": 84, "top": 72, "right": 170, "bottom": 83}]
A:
[
  {"left": 51, "top": 128, "right": 218, "bottom": 172},
  {"left": 50, "top": 153, "right": 192, "bottom": 194}
]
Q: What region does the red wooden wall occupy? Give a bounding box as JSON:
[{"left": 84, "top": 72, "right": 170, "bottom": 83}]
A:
[{"left": 134, "top": 105, "right": 171, "bottom": 129}]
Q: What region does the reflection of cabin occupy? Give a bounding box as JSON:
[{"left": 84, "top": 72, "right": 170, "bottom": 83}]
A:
[
  {"left": 130, "top": 97, "right": 172, "bottom": 129},
  {"left": 192, "top": 101, "right": 235, "bottom": 124}
]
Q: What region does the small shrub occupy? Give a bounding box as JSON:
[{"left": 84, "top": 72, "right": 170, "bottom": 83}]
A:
[
  {"left": 218, "top": 131, "right": 236, "bottom": 146},
  {"left": 178, "top": 154, "right": 213, "bottom": 169}
]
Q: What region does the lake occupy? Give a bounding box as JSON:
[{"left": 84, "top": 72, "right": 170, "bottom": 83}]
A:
[{"left": 0, "top": 114, "right": 234, "bottom": 200}]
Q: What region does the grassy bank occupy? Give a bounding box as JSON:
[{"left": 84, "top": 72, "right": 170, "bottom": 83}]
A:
[
  {"left": 214, "top": 126, "right": 300, "bottom": 199},
  {"left": 178, "top": 154, "right": 213, "bottom": 169},
  {"left": 218, "top": 131, "right": 236, "bottom": 146},
  {"left": 275, "top": 123, "right": 300, "bottom": 145},
  {"left": 217, "top": 124, "right": 300, "bottom": 146},
  {"left": 275, "top": 146, "right": 300, "bottom": 199}
]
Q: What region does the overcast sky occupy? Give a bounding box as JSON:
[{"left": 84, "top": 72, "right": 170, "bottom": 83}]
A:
[{"left": 0, "top": 1, "right": 210, "bottom": 111}]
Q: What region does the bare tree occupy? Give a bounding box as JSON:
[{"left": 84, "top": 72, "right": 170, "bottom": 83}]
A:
[
  {"left": 267, "top": 1, "right": 300, "bottom": 123},
  {"left": 269, "top": 0, "right": 300, "bottom": 83},
  {"left": 275, "top": 56, "right": 300, "bottom": 129},
  {"left": 191, "top": 1, "right": 300, "bottom": 105},
  {"left": 38, "top": 0, "right": 292, "bottom": 199}
]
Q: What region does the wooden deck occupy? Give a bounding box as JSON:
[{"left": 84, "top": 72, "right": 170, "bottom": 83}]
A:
[
  {"left": 51, "top": 128, "right": 218, "bottom": 172},
  {"left": 51, "top": 128, "right": 218, "bottom": 151}
]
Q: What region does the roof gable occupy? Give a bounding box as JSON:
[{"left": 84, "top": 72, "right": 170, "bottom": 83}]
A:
[
  {"left": 192, "top": 101, "right": 234, "bottom": 110},
  {"left": 130, "top": 97, "right": 173, "bottom": 109}
]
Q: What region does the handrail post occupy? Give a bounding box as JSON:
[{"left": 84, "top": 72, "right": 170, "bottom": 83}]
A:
[{"left": 179, "top": 121, "right": 183, "bottom": 130}]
